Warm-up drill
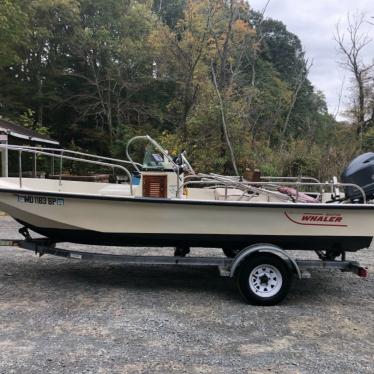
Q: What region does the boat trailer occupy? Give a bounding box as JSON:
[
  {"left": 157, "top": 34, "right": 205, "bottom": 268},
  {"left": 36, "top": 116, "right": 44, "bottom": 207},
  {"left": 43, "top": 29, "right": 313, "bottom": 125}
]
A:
[{"left": 0, "top": 236, "right": 368, "bottom": 305}]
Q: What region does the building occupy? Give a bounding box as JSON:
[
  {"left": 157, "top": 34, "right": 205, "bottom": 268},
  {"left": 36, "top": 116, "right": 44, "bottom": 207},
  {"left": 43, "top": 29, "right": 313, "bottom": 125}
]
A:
[{"left": 0, "top": 118, "right": 59, "bottom": 177}]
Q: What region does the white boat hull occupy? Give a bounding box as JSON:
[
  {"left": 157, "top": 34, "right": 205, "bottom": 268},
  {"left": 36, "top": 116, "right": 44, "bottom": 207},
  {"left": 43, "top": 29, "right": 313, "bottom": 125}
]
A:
[{"left": 0, "top": 187, "right": 373, "bottom": 251}]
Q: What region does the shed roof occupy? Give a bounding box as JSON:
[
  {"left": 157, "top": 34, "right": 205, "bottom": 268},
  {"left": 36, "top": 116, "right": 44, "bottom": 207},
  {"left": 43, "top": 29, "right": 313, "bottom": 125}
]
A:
[{"left": 0, "top": 118, "right": 59, "bottom": 145}]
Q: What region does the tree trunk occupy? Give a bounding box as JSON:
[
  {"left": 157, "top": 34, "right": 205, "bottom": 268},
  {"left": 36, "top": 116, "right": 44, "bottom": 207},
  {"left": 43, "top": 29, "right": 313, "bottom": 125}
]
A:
[
  {"left": 211, "top": 61, "right": 239, "bottom": 176},
  {"left": 36, "top": 50, "right": 43, "bottom": 126},
  {"left": 36, "top": 70, "right": 43, "bottom": 126}
]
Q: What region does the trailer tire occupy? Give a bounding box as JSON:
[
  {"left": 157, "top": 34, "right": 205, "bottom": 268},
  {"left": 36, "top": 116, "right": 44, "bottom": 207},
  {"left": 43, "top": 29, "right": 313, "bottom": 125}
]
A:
[{"left": 236, "top": 254, "right": 292, "bottom": 306}]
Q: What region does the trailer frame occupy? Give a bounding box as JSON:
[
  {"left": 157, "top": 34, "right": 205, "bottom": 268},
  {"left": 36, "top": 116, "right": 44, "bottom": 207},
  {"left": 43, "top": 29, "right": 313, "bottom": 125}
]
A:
[{"left": 0, "top": 238, "right": 368, "bottom": 305}]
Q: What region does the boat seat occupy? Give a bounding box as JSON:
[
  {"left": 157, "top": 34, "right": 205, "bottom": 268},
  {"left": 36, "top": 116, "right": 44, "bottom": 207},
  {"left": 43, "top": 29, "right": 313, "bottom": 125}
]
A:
[
  {"left": 98, "top": 184, "right": 132, "bottom": 196},
  {"left": 214, "top": 188, "right": 250, "bottom": 201}
]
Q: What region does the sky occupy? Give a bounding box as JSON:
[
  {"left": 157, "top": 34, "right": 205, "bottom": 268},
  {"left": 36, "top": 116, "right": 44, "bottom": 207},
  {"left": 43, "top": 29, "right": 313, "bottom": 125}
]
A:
[{"left": 250, "top": 0, "right": 374, "bottom": 119}]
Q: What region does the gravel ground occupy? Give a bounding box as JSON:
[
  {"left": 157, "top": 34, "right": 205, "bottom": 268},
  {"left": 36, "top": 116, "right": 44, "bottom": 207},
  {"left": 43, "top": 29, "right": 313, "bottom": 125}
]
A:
[{"left": 0, "top": 215, "right": 373, "bottom": 374}]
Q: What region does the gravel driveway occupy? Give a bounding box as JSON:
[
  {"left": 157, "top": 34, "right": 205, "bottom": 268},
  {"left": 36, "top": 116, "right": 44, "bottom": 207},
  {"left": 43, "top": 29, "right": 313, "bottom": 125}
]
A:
[{"left": 0, "top": 215, "right": 373, "bottom": 373}]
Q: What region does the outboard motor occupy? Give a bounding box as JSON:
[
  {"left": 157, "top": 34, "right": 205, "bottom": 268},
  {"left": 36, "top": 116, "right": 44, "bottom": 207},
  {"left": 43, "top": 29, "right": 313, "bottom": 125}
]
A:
[{"left": 341, "top": 152, "right": 374, "bottom": 201}]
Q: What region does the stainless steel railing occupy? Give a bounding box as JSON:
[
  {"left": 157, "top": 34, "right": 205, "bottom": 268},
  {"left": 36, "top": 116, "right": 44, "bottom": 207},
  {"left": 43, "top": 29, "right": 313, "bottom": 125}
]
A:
[
  {"left": 179, "top": 173, "right": 367, "bottom": 203},
  {"left": 0, "top": 145, "right": 134, "bottom": 195},
  {"left": 6, "top": 145, "right": 142, "bottom": 172},
  {"left": 260, "top": 176, "right": 321, "bottom": 183},
  {"left": 0, "top": 142, "right": 367, "bottom": 203}
]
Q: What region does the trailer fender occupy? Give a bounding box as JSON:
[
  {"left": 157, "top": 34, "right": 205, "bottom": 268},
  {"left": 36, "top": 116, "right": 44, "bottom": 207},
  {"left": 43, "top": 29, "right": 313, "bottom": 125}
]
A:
[{"left": 229, "top": 243, "right": 302, "bottom": 279}]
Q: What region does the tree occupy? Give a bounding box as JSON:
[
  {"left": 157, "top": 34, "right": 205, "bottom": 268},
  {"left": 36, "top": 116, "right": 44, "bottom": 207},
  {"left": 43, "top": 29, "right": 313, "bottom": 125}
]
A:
[
  {"left": 68, "top": 0, "right": 160, "bottom": 143},
  {"left": 0, "top": 0, "right": 344, "bottom": 180},
  {"left": 335, "top": 12, "right": 374, "bottom": 139},
  {"left": 0, "top": 0, "right": 80, "bottom": 126},
  {"left": 0, "top": 0, "right": 27, "bottom": 67},
  {"left": 259, "top": 17, "right": 306, "bottom": 86},
  {"left": 150, "top": 0, "right": 213, "bottom": 137},
  {"left": 153, "top": 0, "right": 186, "bottom": 29},
  {"left": 208, "top": 0, "right": 256, "bottom": 174}
]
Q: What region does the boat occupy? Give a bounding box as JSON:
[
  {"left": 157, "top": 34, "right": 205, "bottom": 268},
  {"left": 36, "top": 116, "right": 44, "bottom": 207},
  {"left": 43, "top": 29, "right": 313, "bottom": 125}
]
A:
[
  {"left": 0, "top": 135, "right": 373, "bottom": 259},
  {"left": 0, "top": 135, "right": 372, "bottom": 305}
]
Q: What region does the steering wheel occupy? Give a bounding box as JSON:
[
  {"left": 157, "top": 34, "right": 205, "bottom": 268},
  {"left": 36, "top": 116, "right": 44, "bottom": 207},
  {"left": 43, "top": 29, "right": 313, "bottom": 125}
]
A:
[{"left": 174, "top": 151, "right": 195, "bottom": 174}]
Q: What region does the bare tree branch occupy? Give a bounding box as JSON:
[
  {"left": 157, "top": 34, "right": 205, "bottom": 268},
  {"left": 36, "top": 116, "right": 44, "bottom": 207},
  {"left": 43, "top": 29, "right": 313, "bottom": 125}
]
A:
[
  {"left": 335, "top": 11, "right": 374, "bottom": 139},
  {"left": 334, "top": 75, "right": 346, "bottom": 120},
  {"left": 211, "top": 60, "right": 239, "bottom": 176}
]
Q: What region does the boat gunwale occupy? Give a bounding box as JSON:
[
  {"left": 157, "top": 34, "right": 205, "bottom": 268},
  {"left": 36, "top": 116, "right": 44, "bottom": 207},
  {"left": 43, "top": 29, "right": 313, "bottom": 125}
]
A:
[{"left": 0, "top": 186, "right": 373, "bottom": 210}]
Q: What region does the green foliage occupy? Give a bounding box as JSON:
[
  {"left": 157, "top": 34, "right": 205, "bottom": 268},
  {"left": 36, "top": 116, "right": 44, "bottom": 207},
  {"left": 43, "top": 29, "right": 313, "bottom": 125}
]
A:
[
  {"left": 19, "top": 109, "right": 50, "bottom": 136},
  {"left": 0, "top": 0, "right": 28, "bottom": 67},
  {"left": 0, "top": 0, "right": 367, "bottom": 179},
  {"left": 259, "top": 18, "right": 305, "bottom": 85},
  {"left": 362, "top": 128, "right": 374, "bottom": 152},
  {"left": 153, "top": 0, "right": 186, "bottom": 28}
]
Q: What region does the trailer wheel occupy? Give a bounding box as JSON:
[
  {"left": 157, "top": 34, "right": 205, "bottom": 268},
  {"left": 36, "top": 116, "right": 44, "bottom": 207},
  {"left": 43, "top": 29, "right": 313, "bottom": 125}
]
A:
[{"left": 236, "top": 254, "right": 292, "bottom": 306}]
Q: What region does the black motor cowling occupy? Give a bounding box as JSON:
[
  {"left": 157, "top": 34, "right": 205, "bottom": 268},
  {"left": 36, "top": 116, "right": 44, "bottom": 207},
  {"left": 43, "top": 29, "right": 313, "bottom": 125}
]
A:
[{"left": 341, "top": 152, "right": 374, "bottom": 201}]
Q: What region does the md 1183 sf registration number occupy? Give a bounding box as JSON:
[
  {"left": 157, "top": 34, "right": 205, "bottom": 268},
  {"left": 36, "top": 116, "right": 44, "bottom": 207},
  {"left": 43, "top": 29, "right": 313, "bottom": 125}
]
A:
[{"left": 17, "top": 195, "right": 64, "bottom": 206}]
